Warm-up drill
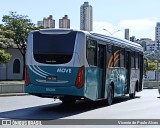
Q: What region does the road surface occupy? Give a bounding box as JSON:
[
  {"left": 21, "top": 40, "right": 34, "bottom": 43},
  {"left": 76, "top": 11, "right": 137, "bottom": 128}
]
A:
[{"left": 0, "top": 89, "right": 160, "bottom": 128}]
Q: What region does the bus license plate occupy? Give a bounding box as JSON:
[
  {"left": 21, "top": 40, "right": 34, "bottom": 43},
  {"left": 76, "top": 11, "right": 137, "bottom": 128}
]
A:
[{"left": 47, "top": 76, "right": 57, "bottom": 80}]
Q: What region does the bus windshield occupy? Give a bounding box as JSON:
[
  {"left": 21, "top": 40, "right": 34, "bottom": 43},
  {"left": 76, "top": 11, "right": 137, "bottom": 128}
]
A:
[{"left": 33, "top": 31, "right": 77, "bottom": 64}]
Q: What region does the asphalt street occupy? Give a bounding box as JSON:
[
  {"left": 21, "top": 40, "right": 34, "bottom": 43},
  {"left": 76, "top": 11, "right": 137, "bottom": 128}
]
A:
[{"left": 0, "top": 89, "right": 160, "bottom": 128}]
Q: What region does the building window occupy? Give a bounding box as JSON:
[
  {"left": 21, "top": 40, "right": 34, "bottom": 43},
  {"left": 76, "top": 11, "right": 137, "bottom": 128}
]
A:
[{"left": 13, "top": 59, "right": 20, "bottom": 73}]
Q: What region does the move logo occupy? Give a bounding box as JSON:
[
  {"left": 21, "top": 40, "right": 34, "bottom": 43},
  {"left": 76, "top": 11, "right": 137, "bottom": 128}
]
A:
[{"left": 57, "top": 68, "right": 72, "bottom": 73}]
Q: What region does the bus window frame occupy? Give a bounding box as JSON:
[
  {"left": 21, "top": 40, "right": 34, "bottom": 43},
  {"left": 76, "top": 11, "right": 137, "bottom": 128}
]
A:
[{"left": 86, "top": 38, "right": 98, "bottom": 67}]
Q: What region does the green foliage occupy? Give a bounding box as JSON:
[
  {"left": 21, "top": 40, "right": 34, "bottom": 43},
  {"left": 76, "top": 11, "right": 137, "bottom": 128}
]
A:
[
  {"left": 0, "top": 24, "right": 14, "bottom": 48},
  {"left": 2, "top": 11, "right": 35, "bottom": 53},
  {"left": 144, "top": 51, "right": 160, "bottom": 62},
  {"left": 157, "top": 58, "right": 160, "bottom": 63},
  {"left": 144, "top": 59, "right": 148, "bottom": 75},
  {"left": 0, "top": 38, "right": 14, "bottom": 47},
  {"left": 144, "top": 51, "right": 160, "bottom": 73},
  {"left": 2, "top": 11, "right": 43, "bottom": 55},
  {"left": 147, "top": 62, "right": 157, "bottom": 71},
  {"left": 1, "top": 11, "right": 43, "bottom": 79},
  {"left": 0, "top": 50, "right": 12, "bottom": 63}
]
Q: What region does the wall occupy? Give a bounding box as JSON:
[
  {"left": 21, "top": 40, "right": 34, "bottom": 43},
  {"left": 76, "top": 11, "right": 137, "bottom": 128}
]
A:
[{"left": 0, "top": 48, "right": 23, "bottom": 80}]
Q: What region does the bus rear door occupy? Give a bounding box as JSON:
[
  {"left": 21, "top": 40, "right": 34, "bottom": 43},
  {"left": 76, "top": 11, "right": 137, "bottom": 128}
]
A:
[{"left": 97, "top": 44, "right": 106, "bottom": 99}]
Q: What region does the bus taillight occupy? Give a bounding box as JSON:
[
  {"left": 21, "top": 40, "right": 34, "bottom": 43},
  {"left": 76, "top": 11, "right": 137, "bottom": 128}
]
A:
[
  {"left": 75, "top": 66, "right": 85, "bottom": 88},
  {"left": 25, "top": 65, "right": 30, "bottom": 86}
]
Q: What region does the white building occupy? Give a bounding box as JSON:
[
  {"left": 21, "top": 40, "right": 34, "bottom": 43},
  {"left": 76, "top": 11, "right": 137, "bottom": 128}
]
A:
[
  {"left": 155, "top": 22, "right": 160, "bottom": 50},
  {"left": 139, "top": 38, "right": 157, "bottom": 52},
  {"left": 0, "top": 48, "right": 23, "bottom": 80},
  {"left": 155, "top": 22, "right": 160, "bottom": 41},
  {"left": 146, "top": 41, "right": 157, "bottom": 51},
  {"left": 80, "top": 2, "right": 93, "bottom": 31}
]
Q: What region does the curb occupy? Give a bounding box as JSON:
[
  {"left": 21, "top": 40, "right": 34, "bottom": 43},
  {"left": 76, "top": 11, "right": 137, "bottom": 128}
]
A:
[
  {"left": 0, "top": 93, "right": 28, "bottom": 97},
  {"left": 0, "top": 82, "right": 24, "bottom": 94}
]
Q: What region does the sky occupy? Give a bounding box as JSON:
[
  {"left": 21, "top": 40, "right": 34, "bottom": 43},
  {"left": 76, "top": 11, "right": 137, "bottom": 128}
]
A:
[{"left": 0, "top": 0, "right": 159, "bottom": 40}]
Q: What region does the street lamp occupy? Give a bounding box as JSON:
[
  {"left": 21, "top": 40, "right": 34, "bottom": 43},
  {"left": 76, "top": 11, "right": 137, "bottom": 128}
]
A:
[{"left": 103, "top": 29, "right": 120, "bottom": 35}]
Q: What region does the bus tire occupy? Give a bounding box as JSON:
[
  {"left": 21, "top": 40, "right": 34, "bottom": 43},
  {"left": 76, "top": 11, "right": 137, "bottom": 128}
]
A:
[
  {"left": 106, "top": 85, "right": 114, "bottom": 105},
  {"left": 129, "top": 92, "right": 135, "bottom": 99},
  {"left": 129, "top": 86, "right": 136, "bottom": 99}
]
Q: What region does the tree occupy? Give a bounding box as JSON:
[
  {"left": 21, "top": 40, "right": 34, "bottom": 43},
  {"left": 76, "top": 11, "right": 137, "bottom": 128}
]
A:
[
  {"left": 0, "top": 24, "right": 12, "bottom": 63},
  {"left": 144, "top": 58, "right": 148, "bottom": 75},
  {"left": 148, "top": 62, "right": 157, "bottom": 71},
  {"left": 0, "top": 24, "right": 14, "bottom": 47},
  {"left": 2, "top": 11, "right": 42, "bottom": 79},
  {"left": 0, "top": 50, "right": 12, "bottom": 63}
]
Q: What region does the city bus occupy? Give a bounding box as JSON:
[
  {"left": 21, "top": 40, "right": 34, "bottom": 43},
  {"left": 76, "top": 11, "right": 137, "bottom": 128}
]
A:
[{"left": 25, "top": 29, "right": 143, "bottom": 105}]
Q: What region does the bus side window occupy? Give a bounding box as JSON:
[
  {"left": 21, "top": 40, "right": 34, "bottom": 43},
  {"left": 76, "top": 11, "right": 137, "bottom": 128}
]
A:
[
  {"left": 131, "top": 51, "right": 135, "bottom": 68},
  {"left": 86, "top": 39, "right": 97, "bottom": 66},
  {"left": 135, "top": 52, "right": 139, "bottom": 69},
  {"left": 113, "top": 46, "right": 120, "bottom": 67},
  {"left": 120, "top": 48, "right": 125, "bottom": 67},
  {"left": 107, "top": 44, "right": 113, "bottom": 67}
]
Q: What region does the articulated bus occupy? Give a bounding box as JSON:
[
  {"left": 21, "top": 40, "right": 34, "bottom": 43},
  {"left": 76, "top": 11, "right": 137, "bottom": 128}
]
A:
[{"left": 25, "top": 29, "right": 143, "bottom": 105}]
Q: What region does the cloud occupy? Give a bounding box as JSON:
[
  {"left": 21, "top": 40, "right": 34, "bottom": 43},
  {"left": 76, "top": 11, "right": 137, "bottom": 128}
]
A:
[
  {"left": 93, "top": 18, "right": 157, "bottom": 40},
  {"left": 119, "top": 19, "right": 156, "bottom": 31},
  {"left": 93, "top": 21, "right": 118, "bottom": 32},
  {"left": 119, "top": 18, "right": 156, "bottom": 40},
  {"left": 93, "top": 21, "right": 124, "bottom": 39}
]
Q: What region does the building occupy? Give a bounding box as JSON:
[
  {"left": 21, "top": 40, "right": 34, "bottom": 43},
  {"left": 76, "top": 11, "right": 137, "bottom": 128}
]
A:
[
  {"left": 59, "top": 15, "right": 70, "bottom": 28},
  {"left": 146, "top": 41, "right": 157, "bottom": 52},
  {"left": 155, "top": 22, "right": 160, "bottom": 50},
  {"left": 80, "top": 2, "right": 93, "bottom": 31},
  {"left": 0, "top": 48, "right": 23, "bottom": 80},
  {"left": 155, "top": 22, "right": 160, "bottom": 41},
  {"left": 139, "top": 38, "right": 156, "bottom": 52},
  {"left": 37, "top": 21, "right": 43, "bottom": 27},
  {"left": 130, "top": 36, "right": 136, "bottom": 42},
  {"left": 43, "top": 15, "right": 55, "bottom": 28},
  {"left": 124, "top": 29, "right": 129, "bottom": 40},
  {"left": 37, "top": 15, "right": 55, "bottom": 28}
]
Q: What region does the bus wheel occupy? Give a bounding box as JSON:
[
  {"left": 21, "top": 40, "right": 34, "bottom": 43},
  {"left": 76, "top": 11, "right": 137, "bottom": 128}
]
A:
[
  {"left": 106, "top": 86, "right": 113, "bottom": 105},
  {"left": 129, "top": 87, "right": 136, "bottom": 99},
  {"left": 129, "top": 92, "right": 136, "bottom": 99},
  {"left": 60, "top": 97, "right": 76, "bottom": 105}
]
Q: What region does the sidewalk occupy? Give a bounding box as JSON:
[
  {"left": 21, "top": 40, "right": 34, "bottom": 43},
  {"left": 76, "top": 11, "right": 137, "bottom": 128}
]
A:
[
  {"left": 0, "top": 93, "right": 28, "bottom": 97},
  {"left": 0, "top": 80, "right": 24, "bottom": 85},
  {"left": 0, "top": 81, "right": 26, "bottom": 96}
]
